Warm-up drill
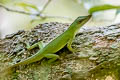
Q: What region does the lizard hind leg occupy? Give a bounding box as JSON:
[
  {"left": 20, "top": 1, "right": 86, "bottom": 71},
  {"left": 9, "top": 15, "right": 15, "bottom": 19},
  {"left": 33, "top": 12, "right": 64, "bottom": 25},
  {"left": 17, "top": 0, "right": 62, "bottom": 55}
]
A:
[{"left": 44, "top": 54, "right": 60, "bottom": 64}]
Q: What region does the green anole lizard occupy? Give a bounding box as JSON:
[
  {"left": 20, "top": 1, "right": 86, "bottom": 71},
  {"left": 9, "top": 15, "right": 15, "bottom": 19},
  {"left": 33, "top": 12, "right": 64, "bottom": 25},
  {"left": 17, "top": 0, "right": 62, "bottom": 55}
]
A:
[{"left": 0, "top": 15, "right": 91, "bottom": 74}]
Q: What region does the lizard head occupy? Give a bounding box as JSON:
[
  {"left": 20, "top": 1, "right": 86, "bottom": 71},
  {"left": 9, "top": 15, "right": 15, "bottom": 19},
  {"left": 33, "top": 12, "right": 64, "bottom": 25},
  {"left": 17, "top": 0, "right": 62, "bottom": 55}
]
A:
[
  {"left": 75, "top": 15, "right": 92, "bottom": 24},
  {"left": 67, "top": 15, "right": 92, "bottom": 33}
]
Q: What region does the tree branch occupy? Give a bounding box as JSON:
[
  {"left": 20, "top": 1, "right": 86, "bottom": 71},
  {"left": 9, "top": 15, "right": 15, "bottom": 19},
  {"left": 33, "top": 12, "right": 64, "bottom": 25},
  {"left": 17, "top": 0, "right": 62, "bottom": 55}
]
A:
[{"left": 1, "top": 22, "right": 120, "bottom": 79}]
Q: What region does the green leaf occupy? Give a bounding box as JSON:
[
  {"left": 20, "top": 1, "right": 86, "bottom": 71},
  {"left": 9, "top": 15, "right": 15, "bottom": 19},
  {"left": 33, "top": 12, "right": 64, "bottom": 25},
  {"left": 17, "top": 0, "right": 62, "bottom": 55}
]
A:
[
  {"left": 88, "top": 4, "right": 120, "bottom": 14},
  {"left": 15, "top": 2, "right": 39, "bottom": 12}
]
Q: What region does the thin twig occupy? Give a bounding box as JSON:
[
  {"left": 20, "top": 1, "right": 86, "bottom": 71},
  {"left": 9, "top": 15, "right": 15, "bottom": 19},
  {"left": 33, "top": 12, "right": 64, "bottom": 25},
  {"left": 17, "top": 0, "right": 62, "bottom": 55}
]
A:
[
  {"left": 43, "top": 15, "right": 72, "bottom": 20},
  {"left": 0, "top": 4, "right": 39, "bottom": 16},
  {"left": 0, "top": 4, "right": 72, "bottom": 20},
  {"left": 40, "top": 0, "right": 52, "bottom": 13}
]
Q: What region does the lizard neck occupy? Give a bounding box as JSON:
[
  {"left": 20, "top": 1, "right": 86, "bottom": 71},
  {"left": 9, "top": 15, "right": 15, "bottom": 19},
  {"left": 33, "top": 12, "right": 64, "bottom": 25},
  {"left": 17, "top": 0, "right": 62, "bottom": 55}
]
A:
[{"left": 66, "top": 20, "right": 87, "bottom": 34}]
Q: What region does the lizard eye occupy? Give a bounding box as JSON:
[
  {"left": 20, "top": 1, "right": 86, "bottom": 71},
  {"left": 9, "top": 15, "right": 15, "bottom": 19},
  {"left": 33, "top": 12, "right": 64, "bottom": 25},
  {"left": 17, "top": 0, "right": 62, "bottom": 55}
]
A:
[
  {"left": 78, "top": 19, "right": 84, "bottom": 22},
  {"left": 78, "top": 18, "right": 85, "bottom": 23}
]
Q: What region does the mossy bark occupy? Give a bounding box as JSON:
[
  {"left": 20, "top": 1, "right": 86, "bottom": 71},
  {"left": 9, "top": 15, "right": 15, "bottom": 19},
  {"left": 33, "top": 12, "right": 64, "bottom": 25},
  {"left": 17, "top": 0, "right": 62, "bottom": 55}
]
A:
[{"left": 0, "top": 22, "right": 120, "bottom": 80}]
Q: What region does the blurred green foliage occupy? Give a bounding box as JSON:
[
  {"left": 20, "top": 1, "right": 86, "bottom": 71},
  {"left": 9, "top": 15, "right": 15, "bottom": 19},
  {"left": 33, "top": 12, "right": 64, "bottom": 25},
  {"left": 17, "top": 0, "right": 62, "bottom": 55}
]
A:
[
  {"left": 15, "top": 2, "right": 39, "bottom": 12},
  {"left": 0, "top": 0, "right": 11, "bottom": 4},
  {"left": 89, "top": 4, "right": 120, "bottom": 14}
]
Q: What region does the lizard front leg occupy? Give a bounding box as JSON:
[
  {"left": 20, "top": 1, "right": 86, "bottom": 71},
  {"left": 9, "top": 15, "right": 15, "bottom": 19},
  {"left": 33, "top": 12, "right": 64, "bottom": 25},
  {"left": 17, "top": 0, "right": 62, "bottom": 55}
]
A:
[
  {"left": 67, "top": 36, "right": 76, "bottom": 52},
  {"left": 26, "top": 41, "right": 44, "bottom": 50}
]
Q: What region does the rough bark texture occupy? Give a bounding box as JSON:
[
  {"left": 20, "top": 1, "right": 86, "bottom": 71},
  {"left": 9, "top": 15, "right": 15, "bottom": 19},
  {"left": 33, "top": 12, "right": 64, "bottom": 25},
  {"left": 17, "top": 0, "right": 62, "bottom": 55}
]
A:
[{"left": 0, "top": 22, "right": 120, "bottom": 80}]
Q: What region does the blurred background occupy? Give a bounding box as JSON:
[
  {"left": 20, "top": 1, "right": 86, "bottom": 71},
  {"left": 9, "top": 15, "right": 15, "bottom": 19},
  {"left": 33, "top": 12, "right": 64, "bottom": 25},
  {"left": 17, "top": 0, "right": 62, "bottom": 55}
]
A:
[{"left": 0, "top": 0, "right": 120, "bottom": 38}]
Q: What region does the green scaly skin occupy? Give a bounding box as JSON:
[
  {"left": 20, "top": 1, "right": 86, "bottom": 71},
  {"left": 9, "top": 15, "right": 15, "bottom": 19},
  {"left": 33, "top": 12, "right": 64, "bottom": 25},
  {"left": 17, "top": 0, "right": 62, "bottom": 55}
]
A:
[{"left": 0, "top": 15, "right": 91, "bottom": 75}]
